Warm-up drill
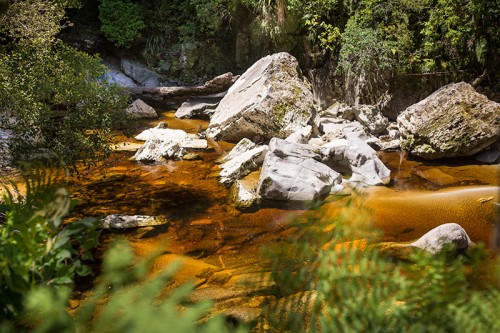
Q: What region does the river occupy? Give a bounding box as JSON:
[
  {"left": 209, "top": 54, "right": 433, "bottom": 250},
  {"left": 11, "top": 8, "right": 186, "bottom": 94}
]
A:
[{"left": 66, "top": 110, "right": 499, "bottom": 320}]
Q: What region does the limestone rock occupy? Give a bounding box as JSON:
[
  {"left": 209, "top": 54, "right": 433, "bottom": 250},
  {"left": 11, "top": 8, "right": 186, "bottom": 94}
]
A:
[
  {"left": 126, "top": 99, "right": 158, "bottom": 119},
  {"left": 216, "top": 138, "right": 257, "bottom": 164},
  {"left": 321, "top": 134, "right": 391, "bottom": 186},
  {"left": 121, "top": 59, "right": 165, "bottom": 87},
  {"left": 397, "top": 82, "right": 500, "bottom": 159},
  {"left": 229, "top": 178, "right": 258, "bottom": 210},
  {"left": 206, "top": 52, "right": 315, "bottom": 141},
  {"left": 410, "top": 223, "right": 473, "bottom": 254},
  {"left": 285, "top": 125, "right": 313, "bottom": 144},
  {"left": 257, "top": 138, "right": 341, "bottom": 201},
  {"left": 133, "top": 128, "right": 207, "bottom": 162},
  {"left": 336, "top": 104, "right": 389, "bottom": 135},
  {"left": 174, "top": 99, "right": 219, "bottom": 119},
  {"left": 100, "top": 215, "right": 168, "bottom": 229},
  {"left": 219, "top": 145, "right": 268, "bottom": 186}
]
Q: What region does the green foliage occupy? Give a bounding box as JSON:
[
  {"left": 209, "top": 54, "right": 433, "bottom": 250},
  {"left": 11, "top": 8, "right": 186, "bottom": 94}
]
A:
[
  {"left": 264, "top": 199, "right": 500, "bottom": 332},
  {"left": 339, "top": 18, "right": 393, "bottom": 78},
  {"left": 0, "top": 0, "right": 129, "bottom": 169},
  {"left": 5, "top": 239, "right": 246, "bottom": 332},
  {"left": 98, "top": 0, "right": 145, "bottom": 48},
  {"left": 0, "top": 167, "right": 100, "bottom": 319}
]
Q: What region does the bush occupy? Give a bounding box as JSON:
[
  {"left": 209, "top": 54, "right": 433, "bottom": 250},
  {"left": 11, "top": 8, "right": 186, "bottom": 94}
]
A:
[
  {"left": 99, "top": 0, "right": 145, "bottom": 48},
  {"left": 0, "top": 167, "right": 100, "bottom": 319},
  {"left": 0, "top": 0, "right": 129, "bottom": 169}
]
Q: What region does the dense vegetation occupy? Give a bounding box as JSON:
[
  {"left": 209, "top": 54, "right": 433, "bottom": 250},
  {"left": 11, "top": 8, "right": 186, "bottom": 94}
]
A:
[
  {"left": 93, "top": 0, "right": 499, "bottom": 83},
  {"left": 0, "top": 0, "right": 129, "bottom": 170}
]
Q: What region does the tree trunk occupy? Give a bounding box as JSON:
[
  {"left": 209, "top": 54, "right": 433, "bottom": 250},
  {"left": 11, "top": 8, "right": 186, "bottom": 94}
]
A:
[{"left": 127, "top": 72, "right": 237, "bottom": 108}]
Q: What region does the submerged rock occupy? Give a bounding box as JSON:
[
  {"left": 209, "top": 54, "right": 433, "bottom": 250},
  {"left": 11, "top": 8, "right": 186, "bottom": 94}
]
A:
[
  {"left": 397, "top": 82, "right": 500, "bottom": 160},
  {"left": 100, "top": 214, "right": 168, "bottom": 229},
  {"left": 410, "top": 223, "right": 473, "bottom": 254},
  {"left": 207, "top": 52, "right": 316, "bottom": 141},
  {"left": 257, "top": 138, "right": 341, "bottom": 201},
  {"left": 126, "top": 99, "right": 158, "bottom": 119}
]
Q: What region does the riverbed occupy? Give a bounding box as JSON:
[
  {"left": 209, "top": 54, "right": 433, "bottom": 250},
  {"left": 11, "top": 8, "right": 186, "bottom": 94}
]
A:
[{"left": 65, "top": 110, "right": 498, "bottom": 320}]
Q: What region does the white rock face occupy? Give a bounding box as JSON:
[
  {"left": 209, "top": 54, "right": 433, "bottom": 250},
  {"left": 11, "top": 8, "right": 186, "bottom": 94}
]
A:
[
  {"left": 135, "top": 128, "right": 188, "bottom": 141},
  {"left": 230, "top": 179, "right": 258, "bottom": 210},
  {"left": 216, "top": 138, "right": 257, "bottom": 164},
  {"left": 126, "top": 99, "right": 158, "bottom": 119},
  {"left": 321, "top": 121, "right": 366, "bottom": 141},
  {"left": 206, "top": 52, "right": 316, "bottom": 142},
  {"left": 285, "top": 125, "right": 313, "bottom": 144},
  {"left": 175, "top": 99, "right": 219, "bottom": 119},
  {"left": 397, "top": 82, "right": 500, "bottom": 159},
  {"left": 257, "top": 138, "right": 342, "bottom": 201},
  {"left": 410, "top": 223, "right": 473, "bottom": 254},
  {"left": 321, "top": 134, "right": 391, "bottom": 185},
  {"left": 133, "top": 128, "right": 207, "bottom": 162},
  {"left": 100, "top": 215, "right": 168, "bottom": 229},
  {"left": 219, "top": 145, "right": 268, "bottom": 186}
]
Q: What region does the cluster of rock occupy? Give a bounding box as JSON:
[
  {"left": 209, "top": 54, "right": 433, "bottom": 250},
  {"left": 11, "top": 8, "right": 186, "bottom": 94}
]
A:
[
  {"left": 203, "top": 53, "right": 392, "bottom": 209},
  {"left": 127, "top": 52, "right": 499, "bottom": 210}
]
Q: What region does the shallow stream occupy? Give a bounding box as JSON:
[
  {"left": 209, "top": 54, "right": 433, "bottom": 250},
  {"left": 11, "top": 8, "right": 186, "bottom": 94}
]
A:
[{"left": 66, "top": 110, "right": 499, "bottom": 318}]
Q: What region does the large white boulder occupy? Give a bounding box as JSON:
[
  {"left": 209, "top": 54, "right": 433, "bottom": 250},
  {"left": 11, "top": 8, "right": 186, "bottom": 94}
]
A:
[
  {"left": 397, "top": 82, "right": 500, "bottom": 159},
  {"left": 133, "top": 128, "right": 207, "bottom": 162},
  {"left": 206, "top": 52, "right": 316, "bottom": 142},
  {"left": 410, "top": 223, "right": 473, "bottom": 254},
  {"left": 257, "top": 138, "right": 342, "bottom": 201}
]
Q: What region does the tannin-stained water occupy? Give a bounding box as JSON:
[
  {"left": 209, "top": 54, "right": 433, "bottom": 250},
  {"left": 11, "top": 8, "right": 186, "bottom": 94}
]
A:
[{"left": 63, "top": 110, "right": 498, "bottom": 315}]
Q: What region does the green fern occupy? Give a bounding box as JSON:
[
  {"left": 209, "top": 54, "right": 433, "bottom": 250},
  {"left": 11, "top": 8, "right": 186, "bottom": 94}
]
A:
[
  {"left": 263, "top": 198, "right": 500, "bottom": 332},
  {"left": 0, "top": 166, "right": 100, "bottom": 319}
]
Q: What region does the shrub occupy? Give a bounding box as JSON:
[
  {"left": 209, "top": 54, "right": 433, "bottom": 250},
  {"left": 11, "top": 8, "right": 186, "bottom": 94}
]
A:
[
  {"left": 98, "top": 0, "right": 145, "bottom": 48},
  {"left": 0, "top": 167, "right": 100, "bottom": 319}
]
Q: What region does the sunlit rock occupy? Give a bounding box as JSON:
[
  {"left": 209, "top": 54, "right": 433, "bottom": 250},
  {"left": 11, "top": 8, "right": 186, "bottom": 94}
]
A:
[
  {"left": 100, "top": 214, "right": 168, "bottom": 229},
  {"left": 207, "top": 52, "right": 316, "bottom": 141},
  {"left": 257, "top": 138, "right": 341, "bottom": 201},
  {"left": 323, "top": 103, "right": 389, "bottom": 135},
  {"left": 229, "top": 179, "right": 258, "bottom": 210},
  {"left": 410, "top": 223, "right": 473, "bottom": 254},
  {"left": 126, "top": 99, "right": 158, "bottom": 119},
  {"left": 133, "top": 127, "right": 207, "bottom": 162},
  {"left": 219, "top": 145, "right": 268, "bottom": 186},
  {"left": 285, "top": 125, "right": 313, "bottom": 144},
  {"left": 175, "top": 98, "right": 220, "bottom": 119},
  {"left": 216, "top": 138, "right": 257, "bottom": 164},
  {"left": 321, "top": 134, "right": 391, "bottom": 186},
  {"left": 398, "top": 82, "right": 500, "bottom": 160}
]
